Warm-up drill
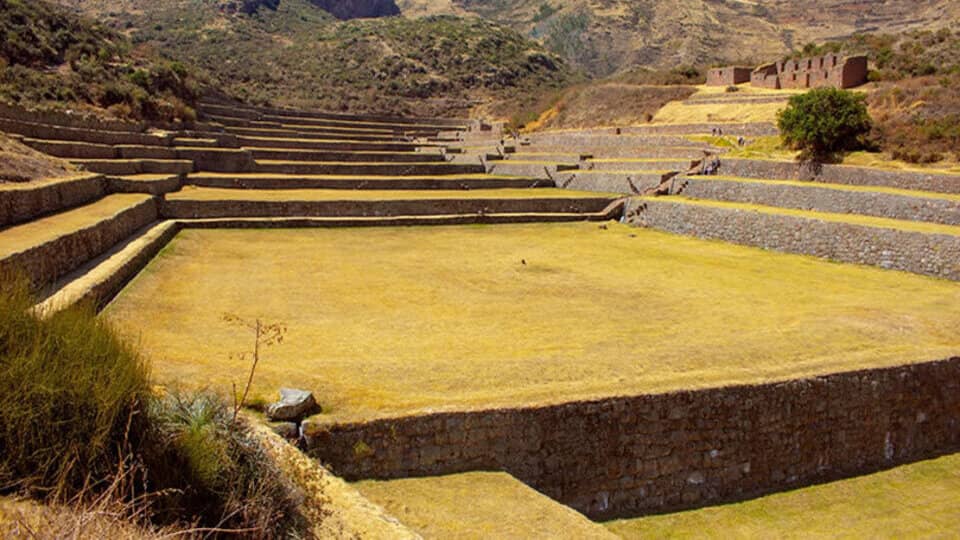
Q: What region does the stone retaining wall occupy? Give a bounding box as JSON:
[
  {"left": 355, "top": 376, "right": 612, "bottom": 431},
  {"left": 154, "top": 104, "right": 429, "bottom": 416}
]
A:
[
  {"left": 0, "top": 175, "right": 106, "bottom": 228},
  {"left": 161, "top": 197, "right": 617, "bottom": 219},
  {"left": 557, "top": 172, "right": 671, "bottom": 194},
  {"left": 678, "top": 178, "right": 960, "bottom": 225},
  {"left": 305, "top": 357, "right": 960, "bottom": 520},
  {"left": 625, "top": 198, "right": 960, "bottom": 281},
  {"left": 0, "top": 197, "right": 158, "bottom": 287},
  {"left": 717, "top": 159, "right": 960, "bottom": 194}
]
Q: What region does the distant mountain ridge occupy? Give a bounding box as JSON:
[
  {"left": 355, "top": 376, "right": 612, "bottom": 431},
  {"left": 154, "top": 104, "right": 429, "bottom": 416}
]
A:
[{"left": 396, "top": 0, "right": 960, "bottom": 76}]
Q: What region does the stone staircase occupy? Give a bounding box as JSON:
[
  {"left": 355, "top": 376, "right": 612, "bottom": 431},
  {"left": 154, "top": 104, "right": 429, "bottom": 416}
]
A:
[{"left": 0, "top": 102, "right": 624, "bottom": 312}]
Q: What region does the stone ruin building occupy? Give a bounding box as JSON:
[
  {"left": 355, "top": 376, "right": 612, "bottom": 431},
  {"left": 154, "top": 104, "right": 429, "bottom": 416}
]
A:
[
  {"left": 706, "top": 66, "right": 752, "bottom": 86},
  {"left": 708, "top": 54, "right": 868, "bottom": 89}
]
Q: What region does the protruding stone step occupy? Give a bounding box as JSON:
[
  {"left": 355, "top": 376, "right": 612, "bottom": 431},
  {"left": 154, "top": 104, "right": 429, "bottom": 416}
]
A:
[
  {"left": 34, "top": 220, "right": 179, "bottom": 313},
  {"left": 186, "top": 172, "right": 552, "bottom": 190},
  {"left": 353, "top": 472, "right": 620, "bottom": 540},
  {"left": 251, "top": 160, "right": 485, "bottom": 176},
  {"left": 0, "top": 193, "right": 158, "bottom": 287},
  {"left": 160, "top": 187, "right": 622, "bottom": 219}
]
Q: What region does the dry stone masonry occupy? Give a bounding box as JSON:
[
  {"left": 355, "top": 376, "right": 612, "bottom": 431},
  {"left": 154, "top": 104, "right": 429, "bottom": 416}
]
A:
[{"left": 305, "top": 357, "right": 960, "bottom": 519}]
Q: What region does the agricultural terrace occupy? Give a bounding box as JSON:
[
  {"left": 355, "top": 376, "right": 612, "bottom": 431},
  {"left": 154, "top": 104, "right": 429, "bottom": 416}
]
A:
[{"left": 105, "top": 221, "right": 960, "bottom": 423}]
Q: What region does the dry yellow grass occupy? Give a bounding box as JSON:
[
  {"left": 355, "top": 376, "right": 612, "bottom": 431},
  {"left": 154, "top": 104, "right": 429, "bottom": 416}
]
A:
[
  {"left": 354, "top": 472, "right": 617, "bottom": 539},
  {"left": 166, "top": 186, "right": 614, "bottom": 201},
  {"left": 103, "top": 222, "right": 960, "bottom": 423},
  {"left": 653, "top": 100, "right": 788, "bottom": 125},
  {"left": 605, "top": 452, "right": 960, "bottom": 539},
  {"left": 0, "top": 194, "right": 151, "bottom": 258}
]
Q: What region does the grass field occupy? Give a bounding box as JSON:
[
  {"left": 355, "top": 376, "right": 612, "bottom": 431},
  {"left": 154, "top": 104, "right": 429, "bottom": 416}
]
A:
[
  {"left": 605, "top": 452, "right": 960, "bottom": 538},
  {"left": 354, "top": 472, "right": 616, "bottom": 539},
  {"left": 104, "top": 222, "right": 960, "bottom": 423}
]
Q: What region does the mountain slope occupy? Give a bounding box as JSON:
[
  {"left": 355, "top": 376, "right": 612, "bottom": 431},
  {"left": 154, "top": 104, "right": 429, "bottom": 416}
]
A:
[
  {"left": 397, "top": 0, "right": 960, "bottom": 77},
  {"left": 53, "top": 0, "right": 573, "bottom": 117},
  {"left": 0, "top": 0, "right": 201, "bottom": 120}
]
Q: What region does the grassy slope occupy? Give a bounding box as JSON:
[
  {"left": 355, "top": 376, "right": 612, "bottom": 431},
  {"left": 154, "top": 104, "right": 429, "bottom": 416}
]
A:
[
  {"left": 0, "top": 0, "right": 200, "bottom": 121},
  {"left": 54, "top": 0, "right": 573, "bottom": 118},
  {"left": 606, "top": 452, "right": 960, "bottom": 538},
  {"left": 104, "top": 222, "right": 960, "bottom": 423},
  {"left": 354, "top": 472, "right": 617, "bottom": 539}
]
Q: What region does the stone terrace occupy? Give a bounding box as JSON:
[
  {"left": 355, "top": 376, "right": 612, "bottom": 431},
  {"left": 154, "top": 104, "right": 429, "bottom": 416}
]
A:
[{"left": 3, "top": 102, "right": 960, "bottom": 531}]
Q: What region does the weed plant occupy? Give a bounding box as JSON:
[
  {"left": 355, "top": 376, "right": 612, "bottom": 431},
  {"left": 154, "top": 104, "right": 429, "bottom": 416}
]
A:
[{"left": 0, "top": 275, "right": 148, "bottom": 500}]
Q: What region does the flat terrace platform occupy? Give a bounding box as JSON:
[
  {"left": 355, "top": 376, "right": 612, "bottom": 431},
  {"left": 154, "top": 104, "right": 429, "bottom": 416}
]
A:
[
  {"left": 607, "top": 452, "right": 960, "bottom": 538},
  {"left": 104, "top": 222, "right": 960, "bottom": 423}
]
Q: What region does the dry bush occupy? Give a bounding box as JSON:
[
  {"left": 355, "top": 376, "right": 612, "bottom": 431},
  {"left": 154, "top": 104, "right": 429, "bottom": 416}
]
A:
[{"left": 867, "top": 75, "right": 960, "bottom": 163}]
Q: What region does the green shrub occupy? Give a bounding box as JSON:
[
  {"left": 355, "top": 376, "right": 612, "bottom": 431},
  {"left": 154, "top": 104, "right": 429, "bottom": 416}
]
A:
[
  {"left": 0, "top": 275, "right": 149, "bottom": 499},
  {"left": 778, "top": 88, "right": 872, "bottom": 159},
  {"left": 142, "top": 391, "right": 306, "bottom": 536}
]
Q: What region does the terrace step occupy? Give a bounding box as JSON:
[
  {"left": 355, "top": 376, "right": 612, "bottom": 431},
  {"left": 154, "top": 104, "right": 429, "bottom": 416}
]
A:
[
  {"left": 0, "top": 174, "right": 107, "bottom": 228},
  {"left": 0, "top": 193, "right": 158, "bottom": 287},
  {"left": 0, "top": 117, "right": 170, "bottom": 146},
  {"left": 676, "top": 175, "right": 960, "bottom": 225},
  {"left": 234, "top": 135, "right": 426, "bottom": 152},
  {"left": 353, "top": 472, "right": 619, "bottom": 540},
  {"left": 582, "top": 158, "right": 698, "bottom": 172},
  {"left": 173, "top": 137, "right": 221, "bottom": 147},
  {"left": 107, "top": 174, "right": 183, "bottom": 195},
  {"left": 519, "top": 145, "right": 713, "bottom": 159},
  {"left": 215, "top": 114, "right": 443, "bottom": 138},
  {"left": 244, "top": 147, "right": 446, "bottom": 163},
  {"left": 199, "top": 102, "right": 470, "bottom": 128},
  {"left": 557, "top": 170, "right": 679, "bottom": 194},
  {"left": 160, "top": 187, "right": 623, "bottom": 219},
  {"left": 186, "top": 173, "right": 552, "bottom": 190},
  {"left": 226, "top": 126, "right": 408, "bottom": 142},
  {"left": 627, "top": 196, "right": 960, "bottom": 280},
  {"left": 71, "top": 159, "right": 194, "bottom": 176},
  {"left": 257, "top": 113, "right": 464, "bottom": 133},
  {"left": 499, "top": 152, "right": 593, "bottom": 163},
  {"left": 35, "top": 220, "right": 179, "bottom": 314},
  {"left": 485, "top": 161, "right": 580, "bottom": 178},
  {"left": 251, "top": 160, "right": 484, "bottom": 176}
]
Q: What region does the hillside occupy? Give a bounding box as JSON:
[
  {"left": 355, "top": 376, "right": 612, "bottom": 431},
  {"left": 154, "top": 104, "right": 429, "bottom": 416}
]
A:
[
  {"left": 0, "top": 0, "right": 201, "bottom": 121},
  {"left": 52, "top": 0, "right": 574, "bottom": 118},
  {"left": 397, "top": 0, "right": 960, "bottom": 77}
]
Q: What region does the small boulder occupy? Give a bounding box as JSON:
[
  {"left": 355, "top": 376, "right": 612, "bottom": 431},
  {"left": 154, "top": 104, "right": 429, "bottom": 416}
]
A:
[{"left": 266, "top": 388, "right": 321, "bottom": 422}]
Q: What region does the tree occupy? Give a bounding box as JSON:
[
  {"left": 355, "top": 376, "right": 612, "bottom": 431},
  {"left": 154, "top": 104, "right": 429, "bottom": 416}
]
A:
[{"left": 777, "top": 88, "right": 872, "bottom": 160}]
